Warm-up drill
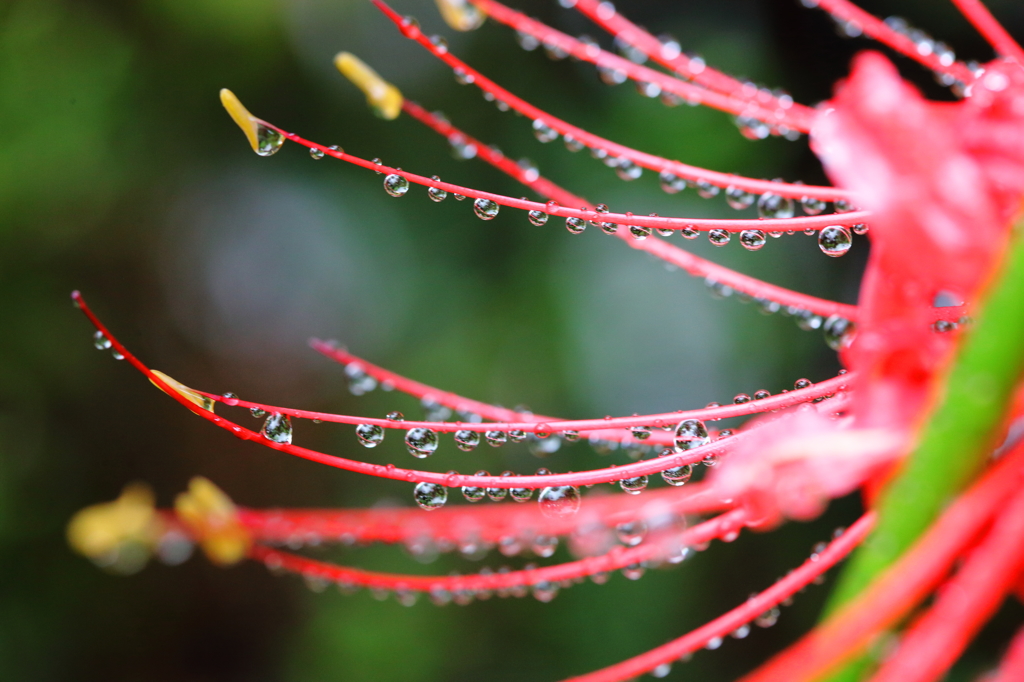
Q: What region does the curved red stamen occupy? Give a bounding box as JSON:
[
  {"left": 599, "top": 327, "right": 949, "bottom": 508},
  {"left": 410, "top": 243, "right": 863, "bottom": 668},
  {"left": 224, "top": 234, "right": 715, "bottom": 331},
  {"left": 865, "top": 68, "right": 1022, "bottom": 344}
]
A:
[
  {"left": 462, "top": 0, "right": 815, "bottom": 133},
  {"left": 814, "top": 0, "right": 976, "bottom": 83},
  {"left": 375, "top": 2, "right": 847, "bottom": 200},
  {"left": 558, "top": 512, "right": 875, "bottom": 682},
  {"left": 246, "top": 508, "right": 747, "bottom": 593},
  {"left": 990, "top": 624, "right": 1024, "bottom": 682},
  {"left": 950, "top": 0, "right": 1024, "bottom": 64}
]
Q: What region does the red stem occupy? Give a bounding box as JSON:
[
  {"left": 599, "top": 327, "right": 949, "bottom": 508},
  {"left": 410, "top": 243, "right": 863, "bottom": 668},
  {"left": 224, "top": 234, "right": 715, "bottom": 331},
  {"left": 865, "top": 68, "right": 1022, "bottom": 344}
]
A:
[
  {"left": 949, "top": 0, "right": 1024, "bottom": 64},
  {"left": 990, "top": 624, "right": 1024, "bottom": 682}
]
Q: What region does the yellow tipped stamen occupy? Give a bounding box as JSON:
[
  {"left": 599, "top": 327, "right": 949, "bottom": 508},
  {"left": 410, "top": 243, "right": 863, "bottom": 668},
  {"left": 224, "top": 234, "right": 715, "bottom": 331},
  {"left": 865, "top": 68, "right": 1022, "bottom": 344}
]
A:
[
  {"left": 175, "top": 477, "right": 250, "bottom": 566},
  {"left": 149, "top": 370, "right": 215, "bottom": 413},
  {"left": 220, "top": 88, "right": 260, "bottom": 153},
  {"left": 67, "top": 483, "right": 162, "bottom": 573},
  {"left": 334, "top": 52, "right": 403, "bottom": 120},
  {"left": 435, "top": 0, "right": 486, "bottom": 31},
  {"left": 219, "top": 88, "right": 285, "bottom": 156}
]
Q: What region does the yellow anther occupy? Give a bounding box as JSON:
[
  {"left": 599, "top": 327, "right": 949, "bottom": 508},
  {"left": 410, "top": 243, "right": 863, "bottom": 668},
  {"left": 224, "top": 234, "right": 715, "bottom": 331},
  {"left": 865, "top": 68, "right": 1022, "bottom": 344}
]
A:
[
  {"left": 435, "top": 0, "right": 486, "bottom": 31},
  {"left": 334, "top": 52, "right": 403, "bottom": 120},
  {"left": 150, "top": 370, "right": 215, "bottom": 413},
  {"left": 220, "top": 88, "right": 261, "bottom": 153},
  {"left": 67, "top": 483, "right": 161, "bottom": 573},
  {"left": 175, "top": 477, "right": 250, "bottom": 566}
]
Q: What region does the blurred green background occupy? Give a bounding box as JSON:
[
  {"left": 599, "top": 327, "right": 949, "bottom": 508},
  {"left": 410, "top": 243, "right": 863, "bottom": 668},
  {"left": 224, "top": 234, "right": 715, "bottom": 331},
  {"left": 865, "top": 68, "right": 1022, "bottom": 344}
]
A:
[{"left": 2, "top": 0, "right": 1022, "bottom": 680}]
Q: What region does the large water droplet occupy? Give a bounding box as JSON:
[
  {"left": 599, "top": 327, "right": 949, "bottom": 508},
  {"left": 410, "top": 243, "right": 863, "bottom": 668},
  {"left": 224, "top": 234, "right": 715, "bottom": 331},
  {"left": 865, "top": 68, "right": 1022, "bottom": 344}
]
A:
[
  {"left": 383, "top": 174, "right": 409, "bottom": 197},
  {"left": 406, "top": 428, "right": 439, "bottom": 458},
  {"left": 619, "top": 475, "right": 648, "bottom": 495},
  {"left": 255, "top": 123, "right": 284, "bottom": 157},
  {"left": 740, "top": 229, "right": 767, "bottom": 251},
  {"left": 528, "top": 210, "right": 548, "bottom": 226},
  {"left": 708, "top": 229, "right": 730, "bottom": 246},
  {"left": 356, "top": 423, "right": 384, "bottom": 447},
  {"left": 661, "top": 461, "right": 693, "bottom": 486},
  {"left": 413, "top": 481, "right": 447, "bottom": 510},
  {"left": 485, "top": 430, "right": 507, "bottom": 447},
  {"left": 629, "top": 225, "right": 651, "bottom": 240},
  {"left": 538, "top": 485, "right": 581, "bottom": 518},
  {"left": 565, "top": 216, "right": 586, "bottom": 234},
  {"left": 473, "top": 198, "right": 499, "bottom": 220},
  {"left": 454, "top": 429, "right": 480, "bottom": 451},
  {"left": 262, "top": 413, "right": 293, "bottom": 444},
  {"left": 818, "top": 225, "right": 852, "bottom": 257},
  {"left": 674, "top": 419, "right": 710, "bottom": 452}
]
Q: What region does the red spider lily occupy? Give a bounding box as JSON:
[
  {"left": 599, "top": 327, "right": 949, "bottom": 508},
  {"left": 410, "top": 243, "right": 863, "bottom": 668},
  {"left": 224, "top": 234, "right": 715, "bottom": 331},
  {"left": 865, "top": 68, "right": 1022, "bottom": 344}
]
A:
[{"left": 67, "top": 1, "right": 1024, "bottom": 680}]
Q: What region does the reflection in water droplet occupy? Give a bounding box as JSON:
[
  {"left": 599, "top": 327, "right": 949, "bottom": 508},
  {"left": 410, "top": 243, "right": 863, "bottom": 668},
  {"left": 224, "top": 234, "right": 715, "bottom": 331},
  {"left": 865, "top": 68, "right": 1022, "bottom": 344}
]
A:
[
  {"left": 538, "top": 485, "right": 581, "bottom": 518},
  {"left": 250, "top": 407, "right": 266, "bottom": 418},
  {"left": 428, "top": 175, "right": 448, "bottom": 202},
  {"left": 616, "top": 520, "right": 647, "bottom": 546},
  {"left": 473, "top": 198, "right": 499, "bottom": 220},
  {"left": 674, "top": 419, "right": 710, "bottom": 452},
  {"left": 619, "top": 475, "right": 648, "bottom": 495},
  {"left": 406, "top": 428, "right": 439, "bottom": 458},
  {"left": 383, "top": 174, "right": 409, "bottom": 197},
  {"left": 528, "top": 210, "right": 549, "bottom": 226},
  {"left": 565, "top": 216, "right": 586, "bottom": 234},
  {"left": 414, "top": 481, "right": 447, "bottom": 510},
  {"left": 659, "top": 171, "right": 686, "bottom": 194},
  {"left": 681, "top": 225, "right": 699, "bottom": 239},
  {"left": 801, "top": 195, "right": 826, "bottom": 215},
  {"left": 255, "top": 123, "right": 284, "bottom": 157},
  {"left": 356, "top": 423, "right": 384, "bottom": 447},
  {"left": 309, "top": 147, "right": 325, "bottom": 160},
  {"left": 261, "top": 413, "right": 293, "bottom": 444},
  {"left": 726, "top": 186, "right": 755, "bottom": 210},
  {"left": 485, "top": 430, "right": 507, "bottom": 447},
  {"left": 708, "top": 229, "right": 730, "bottom": 246},
  {"left": 532, "top": 119, "right": 558, "bottom": 143},
  {"left": 818, "top": 225, "right": 852, "bottom": 257},
  {"left": 740, "top": 229, "right": 767, "bottom": 251},
  {"left": 93, "top": 331, "right": 111, "bottom": 350},
  {"left": 757, "top": 192, "right": 794, "bottom": 219},
  {"left": 823, "top": 315, "right": 856, "bottom": 350}
]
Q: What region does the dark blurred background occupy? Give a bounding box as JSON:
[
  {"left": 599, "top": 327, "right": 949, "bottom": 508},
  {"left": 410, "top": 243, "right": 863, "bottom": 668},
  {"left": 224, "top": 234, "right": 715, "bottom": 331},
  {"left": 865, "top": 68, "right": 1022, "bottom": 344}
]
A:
[{"left": 2, "top": 0, "right": 1022, "bottom": 680}]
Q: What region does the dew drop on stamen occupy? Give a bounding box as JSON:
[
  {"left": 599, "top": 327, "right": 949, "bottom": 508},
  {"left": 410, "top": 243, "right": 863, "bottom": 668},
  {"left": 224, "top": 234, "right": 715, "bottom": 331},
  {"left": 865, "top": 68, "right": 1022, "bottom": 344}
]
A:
[
  {"left": 818, "top": 225, "right": 852, "bottom": 257},
  {"left": 652, "top": 663, "right": 673, "bottom": 678},
  {"left": 254, "top": 123, "right": 284, "bottom": 157},
  {"left": 566, "top": 215, "right": 586, "bottom": 234},
  {"left": 405, "top": 428, "right": 439, "bottom": 458},
  {"left": 383, "top": 174, "right": 409, "bottom": 197},
  {"left": 308, "top": 147, "right": 324, "bottom": 160},
  {"left": 429, "top": 34, "right": 448, "bottom": 53},
  {"left": 726, "top": 185, "right": 756, "bottom": 210},
  {"left": 661, "top": 461, "right": 693, "bottom": 486},
  {"left": 111, "top": 348, "right": 124, "bottom": 360},
  {"left": 508, "top": 429, "right": 527, "bottom": 443},
  {"left": 221, "top": 392, "right": 240, "bottom": 406},
  {"left": 630, "top": 425, "right": 651, "bottom": 440},
  {"left": 629, "top": 224, "right": 651, "bottom": 240},
  {"left": 708, "top": 229, "right": 730, "bottom": 246},
  {"left": 528, "top": 210, "right": 548, "bottom": 226},
  {"left": 659, "top": 171, "right": 686, "bottom": 194},
  {"left": 740, "top": 229, "right": 767, "bottom": 251},
  {"left": 674, "top": 419, "right": 710, "bottom": 452},
  {"left": 473, "top": 198, "right": 499, "bottom": 220},
  {"left": 371, "top": 158, "right": 384, "bottom": 174},
  {"left": 93, "top": 331, "right": 111, "bottom": 350},
  {"left": 681, "top": 225, "right": 699, "bottom": 239},
  {"left": 734, "top": 393, "right": 751, "bottom": 404},
  {"left": 616, "top": 520, "right": 647, "bottom": 546},
  {"left": 261, "top": 413, "right": 293, "bottom": 444},
  {"left": 356, "top": 423, "right": 384, "bottom": 447},
  {"left": 250, "top": 407, "right": 266, "bottom": 418},
  {"left": 754, "top": 389, "right": 771, "bottom": 400},
  {"left": 619, "top": 475, "right": 648, "bottom": 495},
  {"left": 532, "top": 119, "right": 558, "bottom": 143},
  {"left": 853, "top": 223, "right": 869, "bottom": 235},
  {"left": 801, "top": 195, "right": 826, "bottom": 215},
  {"left": 794, "top": 378, "right": 812, "bottom": 390},
  {"left": 509, "top": 478, "right": 533, "bottom": 503},
  {"left": 833, "top": 198, "right": 854, "bottom": 213},
  {"left": 485, "top": 430, "right": 507, "bottom": 447},
  {"left": 622, "top": 563, "right": 645, "bottom": 580},
  {"left": 823, "top": 315, "right": 856, "bottom": 350},
  {"left": 538, "top": 485, "right": 581, "bottom": 518},
  {"left": 427, "top": 175, "right": 448, "bottom": 202},
  {"left": 454, "top": 429, "right": 480, "bottom": 452},
  {"left": 413, "top": 481, "right": 447, "bottom": 511},
  {"left": 462, "top": 470, "right": 488, "bottom": 502},
  {"left": 695, "top": 180, "right": 720, "bottom": 198},
  {"left": 757, "top": 192, "right": 794, "bottom": 219},
  {"left": 616, "top": 159, "right": 642, "bottom": 181}
]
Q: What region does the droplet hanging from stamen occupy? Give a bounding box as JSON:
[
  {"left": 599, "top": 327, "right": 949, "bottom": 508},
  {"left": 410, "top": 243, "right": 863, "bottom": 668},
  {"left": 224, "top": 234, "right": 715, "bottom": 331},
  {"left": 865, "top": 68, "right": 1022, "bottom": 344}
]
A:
[
  {"left": 757, "top": 192, "right": 794, "bottom": 219},
  {"left": 428, "top": 175, "right": 448, "bottom": 202},
  {"left": 454, "top": 429, "right": 480, "bottom": 451},
  {"left": 406, "top": 428, "right": 439, "bottom": 458},
  {"left": 383, "top": 174, "right": 409, "bottom": 197},
  {"left": 538, "top": 485, "right": 581, "bottom": 518},
  {"left": 740, "top": 229, "right": 767, "bottom": 251},
  {"left": 414, "top": 481, "right": 447, "bottom": 510},
  {"left": 708, "top": 229, "right": 730, "bottom": 246},
  {"left": 659, "top": 171, "right": 686, "bottom": 194},
  {"left": 261, "top": 413, "right": 293, "bottom": 445},
  {"left": 726, "top": 186, "right": 756, "bottom": 210},
  {"left": 356, "top": 423, "right": 384, "bottom": 448},
  {"left": 818, "top": 225, "right": 852, "bottom": 257},
  {"left": 528, "top": 210, "right": 548, "bottom": 226},
  {"left": 473, "top": 198, "right": 499, "bottom": 220},
  {"left": 674, "top": 419, "right": 710, "bottom": 452}
]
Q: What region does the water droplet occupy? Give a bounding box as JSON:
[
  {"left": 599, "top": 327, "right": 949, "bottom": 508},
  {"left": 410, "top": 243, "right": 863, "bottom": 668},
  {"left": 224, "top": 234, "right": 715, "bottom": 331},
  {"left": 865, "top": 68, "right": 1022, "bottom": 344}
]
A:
[
  {"left": 220, "top": 392, "right": 240, "bottom": 407},
  {"left": 563, "top": 133, "right": 584, "bottom": 152},
  {"left": 801, "top": 195, "right": 826, "bottom": 215},
  {"left": 616, "top": 159, "right": 642, "bottom": 181},
  {"left": 818, "top": 225, "right": 852, "bottom": 257},
  {"left": 823, "top": 315, "right": 855, "bottom": 350},
  {"left": 708, "top": 229, "right": 730, "bottom": 246},
  {"left": 659, "top": 171, "right": 687, "bottom": 194},
  {"left": 327, "top": 144, "right": 342, "bottom": 154},
  {"left": 383, "top": 174, "right": 409, "bottom": 197},
  {"left": 485, "top": 430, "right": 507, "bottom": 447},
  {"left": 486, "top": 480, "right": 508, "bottom": 501},
  {"left": 532, "top": 119, "right": 558, "bottom": 143},
  {"left": 734, "top": 393, "right": 751, "bottom": 404},
  {"left": 532, "top": 535, "right": 558, "bottom": 557},
  {"left": 616, "top": 520, "right": 647, "bottom": 546},
  {"left": 528, "top": 210, "right": 548, "bottom": 226},
  {"left": 538, "top": 485, "right": 581, "bottom": 518},
  {"left": 473, "top": 198, "right": 499, "bottom": 220},
  {"left": 652, "top": 662, "right": 673, "bottom": 678},
  {"left": 740, "top": 229, "right": 767, "bottom": 251},
  {"left": 429, "top": 34, "right": 448, "bottom": 53},
  {"left": 753, "top": 389, "right": 771, "bottom": 400},
  {"left": 255, "top": 123, "right": 284, "bottom": 156},
  {"left": 794, "top": 378, "right": 812, "bottom": 390},
  {"left": 509, "top": 482, "right": 533, "bottom": 503},
  {"left": 93, "top": 331, "right": 111, "bottom": 350},
  {"left": 413, "top": 481, "right": 447, "bottom": 510},
  {"left": 371, "top": 158, "right": 384, "bottom": 173},
  {"left": 674, "top": 419, "right": 710, "bottom": 452},
  {"left": 250, "top": 406, "right": 266, "bottom": 418},
  {"left": 852, "top": 223, "right": 869, "bottom": 235},
  {"left": 796, "top": 310, "right": 824, "bottom": 331},
  {"left": 111, "top": 348, "right": 125, "bottom": 360},
  {"left": 406, "top": 428, "right": 439, "bottom": 458},
  {"left": 834, "top": 198, "right": 854, "bottom": 213},
  {"left": 454, "top": 429, "right": 480, "bottom": 451},
  {"left": 629, "top": 224, "right": 651, "bottom": 240},
  {"left": 630, "top": 425, "right": 651, "bottom": 440},
  {"left": 532, "top": 580, "right": 559, "bottom": 602},
  {"left": 622, "top": 563, "right": 645, "bottom": 580},
  {"left": 680, "top": 225, "right": 699, "bottom": 239},
  {"left": 387, "top": 411, "right": 405, "bottom": 421},
  {"left": 356, "top": 423, "right": 384, "bottom": 447},
  {"left": 695, "top": 180, "right": 720, "bottom": 198},
  {"left": 705, "top": 636, "right": 723, "bottom": 650},
  {"left": 261, "top": 413, "right": 293, "bottom": 444},
  {"left": 661, "top": 460, "right": 693, "bottom": 486},
  {"left": 726, "top": 186, "right": 756, "bottom": 210},
  {"left": 565, "top": 215, "right": 586, "bottom": 234},
  {"left": 619, "top": 475, "right": 648, "bottom": 495},
  {"left": 508, "top": 429, "right": 527, "bottom": 443},
  {"left": 755, "top": 607, "right": 780, "bottom": 628},
  {"left": 428, "top": 175, "right": 448, "bottom": 202},
  {"left": 308, "top": 146, "right": 326, "bottom": 160},
  {"left": 462, "top": 470, "right": 488, "bottom": 502},
  {"left": 757, "top": 192, "right": 794, "bottom": 219}
]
